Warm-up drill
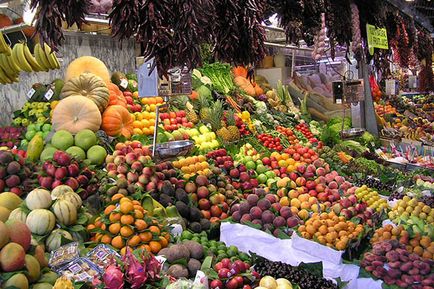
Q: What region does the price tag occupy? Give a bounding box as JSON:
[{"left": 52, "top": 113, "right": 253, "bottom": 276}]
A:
[
  {"left": 26, "top": 88, "right": 36, "bottom": 99},
  {"left": 44, "top": 89, "right": 54, "bottom": 100},
  {"left": 120, "top": 79, "right": 128, "bottom": 89}
]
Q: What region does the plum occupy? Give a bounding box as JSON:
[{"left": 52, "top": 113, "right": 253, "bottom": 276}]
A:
[
  {"left": 400, "top": 262, "right": 413, "bottom": 272},
  {"left": 273, "top": 216, "right": 286, "bottom": 228},
  {"left": 388, "top": 269, "right": 401, "bottom": 279},
  {"left": 401, "top": 274, "right": 414, "bottom": 284},
  {"left": 257, "top": 198, "right": 271, "bottom": 211},
  {"left": 279, "top": 207, "right": 292, "bottom": 219},
  {"left": 395, "top": 280, "right": 409, "bottom": 288},
  {"left": 246, "top": 194, "right": 259, "bottom": 206},
  {"left": 249, "top": 206, "right": 262, "bottom": 219},
  {"left": 239, "top": 202, "right": 251, "bottom": 215},
  {"left": 372, "top": 261, "right": 384, "bottom": 267},
  {"left": 388, "top": 261, "right": 401, "bottom": 269},
  {"left": 240, "top": 214, "right": 251, "bottom": 224},
  {"left": 261, "top": 211, "right": 275, "bottom": 224}
]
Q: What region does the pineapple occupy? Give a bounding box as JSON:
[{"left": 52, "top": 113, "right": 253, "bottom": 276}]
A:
[
  {"left": 226, "top": 110, "right": 240, "bottom": 141},
  {"left": 209, "top": 101, "right": 231, "bottom": 142},
  {"left": 186, "top": 101, "right": 199, "bottom": 123},
  {"left": 198, "top": 94, "right": 211, "bottom": 122}
]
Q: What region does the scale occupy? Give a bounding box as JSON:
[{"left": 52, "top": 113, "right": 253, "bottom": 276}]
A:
[
  {"left": 332, "top": 76, "right": 366, "bottom": 139},
  {"left": 138, "top": 59, "right": 194, "bottom": 161}
]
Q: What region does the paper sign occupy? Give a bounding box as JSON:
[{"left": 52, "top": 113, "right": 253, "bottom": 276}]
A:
[
  {"left": 26, "top": 88, "right": 36, "bottom": 99},
  {"left": 366, "top": 24, "right": 388, "bottom": 55},
  {"left": 120, "top": 79, "right": 128, "bottom": 89},
  {"left": 45, "top": 89, "right": 54, "bottom": 100},
  {"left": 138, "top": 59, "right": 159, "bottom": 97}
]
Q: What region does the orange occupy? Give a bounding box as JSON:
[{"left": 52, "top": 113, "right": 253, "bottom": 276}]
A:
[
  {"left": 101, "top": 235, "right": 112, "bottom": 244},
  {"left": 140, "top": 244, "right": 151, "bottom": 252},
  {"left": 120, "top": 197, "right": 131, "bottom": 204},
  {"left": 111, "top": 236, "right": 125, "bottom": 249},
  {"left": 104, "top": 205, "right": 116, "bottom": 215},
  {"left": 127, "top": 235, "right": 141, "bottom": 247},
  {"left": 120, "top": 226, "right": 134, "bottom": 237},
  {"left": 148, "top": 225, "right": 161, "bottom": 235},
  {"left": 161, "top": 231, "right": 171, "bottom": 241},
  {"left": 159, "top": 236, "right": 168, "bottom": 248},
  {"left": 109, "top": 212, "right": 122, "bottom": 223},
  {"left": 121, "top": 215, "right": 135, "bottom": 225},
  {"left": 94, "top": 217, "right": 102, "bottom": 228},
  {"left": 87, "top": 224, "right": 96, "bottom": 231},
  {"left": 134, "top": 210, "right": 144, "bottom": 219},
  {"left": 135, "top": 219, "right": 148, "bottom": 231},
  {"left": 132, "top": 200, "right": 141, "bottom": 206},
  {"left": 109, "top": 223, "right": 121, "bottom": 235},
  {"left": 100, "top": 224, "right": 107, "bottom": 231},
  {"left": 413, "top": 246, "right": 424, "bottom": 256},
  {"left": 139, "top": 232, "right": 153, "bottom": 242},
  {"left": 120, "top": 246, "right": 132, "bottom": 256},
  {"left": 149, "top": 241, "right": 162, "bottom": 254},
  {"left": 112, "top": 193, "right": 125, "bottom": 202},
  {"left": 133, "top": 204, "right": 144, "bottom": 211},
  {"left": 120, "top": 202, "right": 134, "bottom": 214},
  {"left": 94, "top": 233, "right": 103, "bottom": 242}
]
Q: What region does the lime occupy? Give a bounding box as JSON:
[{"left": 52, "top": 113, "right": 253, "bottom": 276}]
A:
[
  {"left": 181, "top": 230, "right": 193, "bottom": 240},
  {"left": 51, "top": 130, "right": 74, "bottom": 150},
  {"left": 42, "top": 124, "right": 52, "bottom": 132},
  {"left": 228, "top": 245, "right": 238, "bottom": 253},
  {"left": 27, "top": 124, "right": 36, "bottom": 132},
  {"left": 86, "top": 145, "right": 107, "bottom": 166},
  {"left": 34, "top": 123, "right": 42, "bottom": 131},
  {"left": 25, "top": 130, "right": 36, "bottom": 141},
  {"left": 245, "top": 160, "right": 256, "bottom": 170},
  {"left": 227, "top": 248, "right": 237, "bottom": 257},
  {"left": 191, "top": 237, "right": 200, "bottom": 242},
  {"left": 75, "top": 129, "right": 98, "bottom": 151}
]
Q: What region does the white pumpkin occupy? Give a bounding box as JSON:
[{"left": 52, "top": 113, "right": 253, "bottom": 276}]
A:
[
  {"left": 26, "top": 188, "right": 52, "bottom": 210},
  {"left": 51, "top": 185, "right": 74, "bottom": 200},
  {"left": 8, "top": 207, "right": 28, "bottom": 223},
  {"left": 52, "top": 199, "right": 77, "bottom": 226},
  {"left": 59, "top": 192, "right": 82, "bottom": 210},
  {"left": 46, "top": 229, "right": 73, "bottom": 252},
  {"left": 26, "top": 209, "right": 56, "bottom": 235}
]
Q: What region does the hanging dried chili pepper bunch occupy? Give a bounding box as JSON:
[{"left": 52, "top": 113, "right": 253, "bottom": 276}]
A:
[
  {"left": 416, "top": 29, "right": 434, "bottom": 92},
  {"left": 267, "top": 0, "right": 304, "bottom": 45},
  {"left": 108, "top": 0, "right": 140, "bottom": 41},
  {"left": 135, "top": 0, "right": 174, "bottom": 78},
  {"left": 30, "top": 0, "right": 90, "bottom": 51},
  {"left": 324, "top": 0, "right": 352, "bottom": 59},
  {"left": 234, "top": 0, "right": 267, "bottom": 65},
  {"left": 301, "top": 0, "right": 324, "bottom": 46},
  {"left": 172, "top": 0, "right": 215, "bottom": 70}
]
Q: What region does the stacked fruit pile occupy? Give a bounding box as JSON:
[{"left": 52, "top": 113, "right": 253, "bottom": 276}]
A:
[
  {"left": 87, "top": 195, "right": 170, "bottom": 255},
  {"left": 0, "top": 151, "right": 34, "bottom": 196}
]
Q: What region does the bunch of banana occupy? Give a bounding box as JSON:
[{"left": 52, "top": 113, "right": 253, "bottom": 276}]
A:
[
  {"left": 0, "top": 53, "right": 20, "bottom": 84},
  {"left": 34, "top": 43, "right": 60, "bottom": 71},
  {"left": 0, "top": 32, "right": 12, "bottom": 55}
]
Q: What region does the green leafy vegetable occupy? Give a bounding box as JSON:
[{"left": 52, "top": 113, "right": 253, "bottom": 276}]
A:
[{"left": 199, "top": 63, "right": 234, "bottom": 94}]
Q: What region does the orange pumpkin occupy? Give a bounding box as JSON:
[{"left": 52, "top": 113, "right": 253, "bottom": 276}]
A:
[
  {"left": 107, "top": 83, "right": 127, "bottom": 107},
  {"left": 253, "top": 83, "right": 264, "bottom": 96},
  {"left": 232, "top": 66, "right": 248, "bottom": 78},
  {"left": 234, "top": 76, "right": 255, "bottom": 96},
  {"left": 190, "top": 90, "right": 199, "bottom": 100},
  {"left": 101, "top": 105, "right": 133, "bottom": 138}
]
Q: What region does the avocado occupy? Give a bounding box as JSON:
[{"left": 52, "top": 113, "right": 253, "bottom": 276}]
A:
[
  {"left": 189, "top": 222, "right": 202, "bottom": 233},
  {"left": 159, "top": 194, "right": 173, "bottom": 207},
  {"left": 175, "top": 201, "right": 190, "bottom": 218},
  {"left": 51, "top": 79, "right": 64, "bottom": 100},
  {"left": 161, "top": 180, "right": 175, "bottom": 196},
  {"left": 189, "top": 207, "right": 201, "bottom": 222},
  {"left": 111, "top": 71, "right": 127, "bottom": 90},
  {"left": 175, "top": 188, "right": 189, "bottom": 203},
  {"left": 200, "top": 218, "right": 211, "bottom": 231}
]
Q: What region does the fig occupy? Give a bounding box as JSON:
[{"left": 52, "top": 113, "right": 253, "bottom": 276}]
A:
[
  {"left": 399, "top": 254, "right": 409, "bottom": 262},
  {"left": 372, "top": 261, "right": 383, "bottom": 267},
  {"left": 372, "top": 270, "right": 384, "bottom": 278},
  {"left": 395, "top": 280, "right": 409, "bottom": 288},
  {"left": 399, "top": 262, "right": 413, "bottom": 272},
  {"left": 388, "top": 269, "right": 401, "bottom": 279},
  {"left": 422, "top": 279, "right": 434, "bottom": 286},
  {"left": 382, "top": 276, "right": 395, "bottom": 285},
  {"left": 385, "top": 251, "right": 399, "bottom": 262},
  {"left": 364, "top": 266, "right": 374, "bottom": 272},
  {"left": 408, "top": 268, "right": 420, "bottom": 275},
  {"left": 401, "top": 274, "right": 414, "bottom": 284},
  {"left": 388, "top": 261, "right": 401, "bottom": 269}
]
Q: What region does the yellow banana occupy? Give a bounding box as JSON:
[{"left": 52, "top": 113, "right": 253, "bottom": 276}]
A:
[
  {"left": 13, "top": 43, "right": 32, "bottom": 72},
  {"left": 23, "top": 43, "right": 43, "bottom": 72},
  {"left": 0, "top": 54, "right": 16, "bottom": 79},
  {"left": 34, "top": 43, "right": 50, "bottom": 71},
  {"left": 0, "top": 65, "right": 12, "bottom": 84},
  {"left": 0, "top": 32, "right": 11, "bottom": 56},
  {"left": 42, "top": 43, "right": 57, "bottom": 69},
  {"left": 5, "top": 54, "right": 21, "bottom": 75}
]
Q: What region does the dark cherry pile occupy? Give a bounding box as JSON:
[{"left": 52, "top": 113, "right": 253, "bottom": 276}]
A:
[{"left": 253, "top": 255, "right": 338, "bottom": 289}]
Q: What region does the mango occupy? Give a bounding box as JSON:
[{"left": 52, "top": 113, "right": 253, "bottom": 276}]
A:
[
  {"left": 0, "top": 206, "right": 10, "bottom": 222},
  {"left": 0, "top": 192, "right": 23, "bottom": 210},
  {"left": 0, "top": 221, "right": 9, "bottom": 249},
  {"left": 27, "top": 134, "right": 44, "bottom": 162},
  {"left": 0, "top": 242, "right": 25, "bottom": 271},
  {"left": 34, "top": 244, "right": 49, "bottom": 268},
  {"left": 3, "top": 273, "right": 29, "bottom": 289},
  {"left": 38, "top": 272, "right": 58, "bottom": 285},
  {"left": 6, "top": 220, "right": 32, "bottom": 252},
  {"left": 32, "top": 283, "right": 53, "bottom": 289},
  {"left": 24, "top": 254, "right": 41, "bottom": 283}
]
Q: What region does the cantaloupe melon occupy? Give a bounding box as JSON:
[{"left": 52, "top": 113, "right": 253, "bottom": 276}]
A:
[{"left": 65, "top": 56, "right": 110, "bottom": 83}]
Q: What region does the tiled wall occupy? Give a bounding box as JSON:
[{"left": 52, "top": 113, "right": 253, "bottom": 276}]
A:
[{"left": 0, "top": 33, "right": 136, "bottom": 125}]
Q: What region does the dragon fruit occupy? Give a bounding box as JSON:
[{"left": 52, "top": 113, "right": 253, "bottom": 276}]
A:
[
  {"left": 103, "top": 264, "right": 124, "bottom": 289},
  {"left": 123, "top": 249, "right": 147, "bottom": 288}
]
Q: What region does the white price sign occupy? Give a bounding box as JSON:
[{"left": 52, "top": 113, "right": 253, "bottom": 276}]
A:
[{"left": 26, "top": 88, "right": 36, "bottom": 99}]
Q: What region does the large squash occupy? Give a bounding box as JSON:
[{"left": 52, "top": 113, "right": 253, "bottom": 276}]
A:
[
  {"left": 61, "top": 73, "right": 110, "bottom": 112},
  {"left": 65, "top": 56, "right": 110, "bottom": 83},
  {"left": 52, "top": 95, "right": 102, "bottom": 133},
  {"left": 101, "top": 105, "right": 133, "bottom": 138},
  {"left": 107, "top": 83, "right": 127, "bottom": 107},
  {"left": 26, "top": 209, "right": 56, "bottom": 235}
]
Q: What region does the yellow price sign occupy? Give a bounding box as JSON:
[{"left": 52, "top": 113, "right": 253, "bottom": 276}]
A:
[{"left": 366, "top": 24, "right": 388, "bottom": 55}]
